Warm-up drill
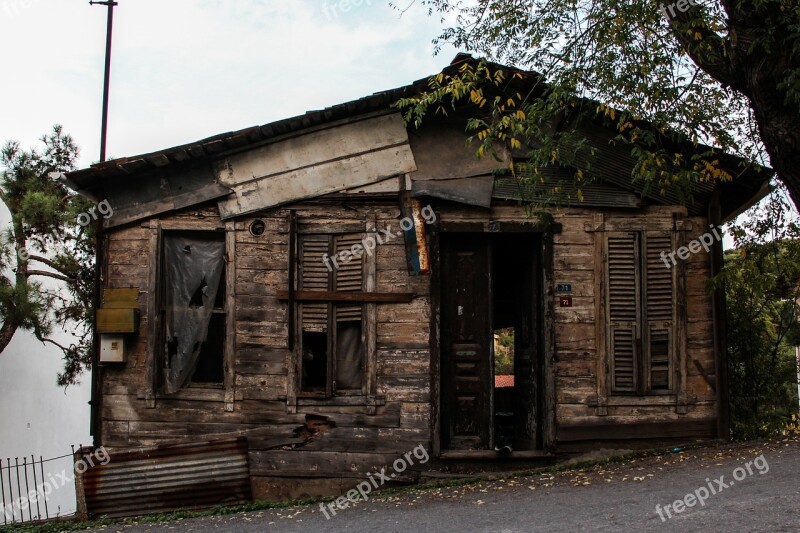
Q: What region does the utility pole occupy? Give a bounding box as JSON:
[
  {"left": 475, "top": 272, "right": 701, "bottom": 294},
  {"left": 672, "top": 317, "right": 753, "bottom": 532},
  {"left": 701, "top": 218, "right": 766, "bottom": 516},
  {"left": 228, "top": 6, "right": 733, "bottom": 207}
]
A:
[
  {"left": 90, "top": 0, "right": 118, "bottom": 163},
  {"left": 88, "top": 0, "right": 117, "bottom": 448}
]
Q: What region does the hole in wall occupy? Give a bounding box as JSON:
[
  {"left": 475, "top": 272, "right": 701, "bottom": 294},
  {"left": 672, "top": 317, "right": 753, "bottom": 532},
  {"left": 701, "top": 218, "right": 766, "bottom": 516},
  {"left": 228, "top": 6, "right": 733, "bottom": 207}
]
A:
[{"left": 249, "top": 219, "right": 266, "bottom": 237}]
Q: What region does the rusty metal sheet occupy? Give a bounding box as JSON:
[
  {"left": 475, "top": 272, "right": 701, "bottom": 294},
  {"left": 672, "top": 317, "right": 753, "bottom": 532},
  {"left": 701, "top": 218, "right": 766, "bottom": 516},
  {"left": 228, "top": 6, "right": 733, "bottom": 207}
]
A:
[
  {"left": 81, "top": 438, "right": 251, "bottom": 519},
  {"left": 411, "top": 175, "right": 494, "bottom": 208}
]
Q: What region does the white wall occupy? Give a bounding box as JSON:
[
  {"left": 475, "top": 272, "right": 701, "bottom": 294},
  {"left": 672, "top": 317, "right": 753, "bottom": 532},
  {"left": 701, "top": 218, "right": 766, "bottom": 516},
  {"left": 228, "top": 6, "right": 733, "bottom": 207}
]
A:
[
  {"left": 0, "top": 331, "right": 91, "bottom": 520},
  {"left": 0, "top": 204, "right": 92, "bottom": 520}
]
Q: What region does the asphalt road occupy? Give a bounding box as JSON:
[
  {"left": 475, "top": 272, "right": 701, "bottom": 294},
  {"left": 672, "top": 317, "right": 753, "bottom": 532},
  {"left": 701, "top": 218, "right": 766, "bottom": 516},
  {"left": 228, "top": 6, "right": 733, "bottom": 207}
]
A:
[{"left": 77, "top": 437, "right": 800, "bottom": 533}]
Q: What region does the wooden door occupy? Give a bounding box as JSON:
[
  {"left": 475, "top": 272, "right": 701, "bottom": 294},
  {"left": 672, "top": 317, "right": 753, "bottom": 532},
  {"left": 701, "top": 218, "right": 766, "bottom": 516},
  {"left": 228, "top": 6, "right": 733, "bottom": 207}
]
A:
[{"left": 440, "top": 235, "right": 492, "bottom": 450}]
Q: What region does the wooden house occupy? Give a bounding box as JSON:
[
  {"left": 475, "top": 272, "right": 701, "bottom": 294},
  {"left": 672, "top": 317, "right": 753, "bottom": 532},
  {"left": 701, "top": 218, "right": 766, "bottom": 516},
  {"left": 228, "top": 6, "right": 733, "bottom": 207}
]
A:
[{"left": 65, "top": 55, "right": 771, "bottom": 503}]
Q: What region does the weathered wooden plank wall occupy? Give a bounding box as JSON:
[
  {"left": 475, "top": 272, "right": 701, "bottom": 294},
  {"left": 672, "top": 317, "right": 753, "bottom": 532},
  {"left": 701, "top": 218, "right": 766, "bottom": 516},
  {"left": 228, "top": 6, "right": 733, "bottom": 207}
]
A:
[
  {"left": 98, "top": 201, "right": 432, "bottom": 499},
  {"left": 433, "top": 204, "right": 718, "bottom": 447},
  {"left": 99, "top": 197, "right": 719, "bottom": 496}
]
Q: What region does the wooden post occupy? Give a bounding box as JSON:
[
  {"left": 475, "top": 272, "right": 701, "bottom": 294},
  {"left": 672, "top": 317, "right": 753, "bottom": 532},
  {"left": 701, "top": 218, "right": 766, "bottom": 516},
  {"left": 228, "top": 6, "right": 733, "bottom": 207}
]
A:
[
  {"left": 592, "top": 213, "right": 608, "bottom": 415},
  {"left": 674, "top": 213, "right": 689, "bottom": 414},
  {"left": 224, "top": 221, "right": 236, "bottom": 412},
  {"left": 365, "top": 213, "right": 378, "bottom": 414},
  {"left": 144, "top": 219, "right": 160, "bottom": 408},
  {"left": 709, "top": 190, "right": 730, "bottom": 437}
]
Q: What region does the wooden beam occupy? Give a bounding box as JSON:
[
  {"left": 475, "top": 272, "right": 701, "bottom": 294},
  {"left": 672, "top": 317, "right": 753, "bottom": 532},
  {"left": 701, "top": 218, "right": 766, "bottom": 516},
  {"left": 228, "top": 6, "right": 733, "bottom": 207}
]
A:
[
  {"left": 288, "top": 211, "right": 297, "bottom": 351},
  {"left": 144, "top": 220, "right": 160, "bottom": 409},
  {"left": 593, "top": 213, "right": 608, "bottom": 416},
  {"left": 674, "top": 213, "right": 689, "bottom": 414},
  {"left": 275, "top": 290, "right": 414, "bottom": 303},
  {"left": 709, "top": 188, "right": 730, "bottom": 438},
  {"left": 440, "top": 221, "right": 560, "bottom": 233},
  {"left": 365, "top": 214, "right": 378, "bottom": 412},
  {"left": 542, "top": 230, "right": 557, "bottom": 451},
  {"left": 224, "top": 221, "right": 236, "bottom": 412},
  {"left": 429, "top": 220, "right": 442, "bottom": 458}
]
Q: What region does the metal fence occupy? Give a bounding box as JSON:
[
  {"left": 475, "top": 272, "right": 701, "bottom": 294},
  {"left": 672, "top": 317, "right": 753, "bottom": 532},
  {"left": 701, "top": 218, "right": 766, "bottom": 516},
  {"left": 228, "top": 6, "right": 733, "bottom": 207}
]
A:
[{"left": 0, "top": 445, "right": 81, "bottom": 525}]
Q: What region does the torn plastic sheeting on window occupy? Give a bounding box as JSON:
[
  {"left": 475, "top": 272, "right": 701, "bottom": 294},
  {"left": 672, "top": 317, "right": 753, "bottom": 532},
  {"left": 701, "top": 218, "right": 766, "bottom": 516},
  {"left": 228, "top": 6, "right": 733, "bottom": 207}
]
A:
[{"left": 163, "top": 234, "right": 226, "bottom": 394}]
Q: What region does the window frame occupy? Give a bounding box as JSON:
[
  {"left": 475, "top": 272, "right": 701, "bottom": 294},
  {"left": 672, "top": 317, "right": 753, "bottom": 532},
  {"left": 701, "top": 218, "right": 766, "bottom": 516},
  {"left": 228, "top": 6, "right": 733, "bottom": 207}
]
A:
[
  {"left": 145, "top": 220, "right": 235, "bottom": 407},
  {"left": 297, "top": 232, "right": 368, "bottom": 398},
  {"left": 286, "top": 213, "right": 382, "bottom": 412},
  {"left": 606, "top": 229, "right": 676, "bottom": 396}
]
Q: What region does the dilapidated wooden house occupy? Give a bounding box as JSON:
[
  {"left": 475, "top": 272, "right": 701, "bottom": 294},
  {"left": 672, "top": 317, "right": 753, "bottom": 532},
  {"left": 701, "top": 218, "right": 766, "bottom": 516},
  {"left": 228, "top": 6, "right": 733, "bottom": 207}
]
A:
[{"left": 65, "top": 55, "right": 770, "bottom": 508}]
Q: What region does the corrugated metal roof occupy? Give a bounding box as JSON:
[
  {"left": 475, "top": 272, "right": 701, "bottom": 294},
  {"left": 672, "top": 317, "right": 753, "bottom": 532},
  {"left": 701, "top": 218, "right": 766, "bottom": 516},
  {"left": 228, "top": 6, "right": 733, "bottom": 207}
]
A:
[
  {"left": 493, "top": 165, "right": 644, "bottom": 209},
  {"left": 81, "top": 438, "right": 251, "bottom": 519}
]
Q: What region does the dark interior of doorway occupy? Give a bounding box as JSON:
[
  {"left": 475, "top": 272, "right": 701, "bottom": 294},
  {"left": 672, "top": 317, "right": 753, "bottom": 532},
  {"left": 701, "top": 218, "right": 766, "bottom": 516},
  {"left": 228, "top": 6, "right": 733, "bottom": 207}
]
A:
[{"left": 491, "top": 234, "right": 542, "bottom": 451}]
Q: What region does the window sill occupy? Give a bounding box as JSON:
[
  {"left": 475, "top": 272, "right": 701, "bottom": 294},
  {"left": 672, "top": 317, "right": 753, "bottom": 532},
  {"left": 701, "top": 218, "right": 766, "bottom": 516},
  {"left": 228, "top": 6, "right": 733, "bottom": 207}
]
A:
[
  {"left": 157, "top": 387, "right": 227, "bottom": 402},
  {"left": 294, "top": 395, "right": 386, "bottom": 407},
  {"left": 591, "top": 394, "right": 677, "bottom": 407}
]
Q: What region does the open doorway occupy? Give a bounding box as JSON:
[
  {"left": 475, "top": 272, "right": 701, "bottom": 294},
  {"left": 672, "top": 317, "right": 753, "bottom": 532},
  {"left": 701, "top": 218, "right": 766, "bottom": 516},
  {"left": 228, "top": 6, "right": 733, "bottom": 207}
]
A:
[{"left": 440, "top": 233, "right": 543, "bottom": 452}]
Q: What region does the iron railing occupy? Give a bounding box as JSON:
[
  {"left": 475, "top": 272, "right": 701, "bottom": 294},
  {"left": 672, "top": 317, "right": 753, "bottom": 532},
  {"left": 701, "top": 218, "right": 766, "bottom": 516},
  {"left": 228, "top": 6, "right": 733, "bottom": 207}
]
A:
[{"left": 0, "top": 445, "right": 81, "bottom": 525}]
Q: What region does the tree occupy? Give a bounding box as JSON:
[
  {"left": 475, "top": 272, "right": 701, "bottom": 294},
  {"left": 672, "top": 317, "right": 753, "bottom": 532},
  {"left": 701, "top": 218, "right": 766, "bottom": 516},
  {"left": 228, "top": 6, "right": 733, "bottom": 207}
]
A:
[
  {"left": 404, "top": 0, "right": 800, "bottom": 207},
  {"left": 0, "top": 126, "right": 96, "bottom": 386},
  {"left": 717, "top": 187, "right": 800, "bottom": 438}
]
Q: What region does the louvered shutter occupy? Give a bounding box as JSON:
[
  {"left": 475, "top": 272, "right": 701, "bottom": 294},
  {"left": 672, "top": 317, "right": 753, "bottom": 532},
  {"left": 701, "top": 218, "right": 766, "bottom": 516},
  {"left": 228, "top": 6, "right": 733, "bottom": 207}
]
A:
[
  {"left": 333, "top": 234, "right": 364, "bottom": 323},
  {"left": 300, "top": 235, "right": 330, "bottom": 332},
  {"left": 644, "top": 232, "right": 674, "bottom": 390},
  {"left": 607, "top": 232, "right": 640, "bottom": 392}
]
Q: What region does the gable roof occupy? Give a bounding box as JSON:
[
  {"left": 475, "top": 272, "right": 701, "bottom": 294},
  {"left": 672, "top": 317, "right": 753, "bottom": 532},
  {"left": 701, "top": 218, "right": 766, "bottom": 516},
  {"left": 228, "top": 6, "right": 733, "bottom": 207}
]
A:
[{"left": 65, "top": 54, "right": 771, "bottom": 223}]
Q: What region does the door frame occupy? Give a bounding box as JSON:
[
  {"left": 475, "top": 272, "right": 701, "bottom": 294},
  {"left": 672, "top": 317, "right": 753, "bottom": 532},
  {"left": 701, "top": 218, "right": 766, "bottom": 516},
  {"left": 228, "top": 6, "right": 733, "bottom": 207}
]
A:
[{"left": 429, "top": 217, "right": 558, "bottom": 457}]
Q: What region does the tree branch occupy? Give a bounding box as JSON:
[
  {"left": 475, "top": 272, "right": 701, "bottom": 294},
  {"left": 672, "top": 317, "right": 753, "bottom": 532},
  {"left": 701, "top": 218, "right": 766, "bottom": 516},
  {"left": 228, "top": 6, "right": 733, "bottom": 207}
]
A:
[
  {"left": 38, "top": 336, "right": 69, "bottom": 353},
  {"left": 25, "top": 270, "right": 76, "bottom": 283},
  {"left": 27, "top": 255, "right": 73, "bottom": 277},
  {"left": 0, "top": 320, "right": 18, "bottom": 354},
  {"left": 664, "top": 5, "right": 743, "bottom": 94}
]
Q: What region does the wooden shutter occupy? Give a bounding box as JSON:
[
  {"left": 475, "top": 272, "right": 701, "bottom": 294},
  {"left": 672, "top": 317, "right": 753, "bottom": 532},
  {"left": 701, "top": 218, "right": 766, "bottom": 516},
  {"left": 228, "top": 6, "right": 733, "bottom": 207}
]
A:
[
  {"left": 644, "top": 232, "right": 674, "bottom": 390},
  {"left": 333, "top": 234, "right": 364, "bottom": 323},
  {"left": 300, "top": 235, "right": 330, "bottom": 332},
  {"left": 607, "top": 232, "right": 640, "bottom": 392}
]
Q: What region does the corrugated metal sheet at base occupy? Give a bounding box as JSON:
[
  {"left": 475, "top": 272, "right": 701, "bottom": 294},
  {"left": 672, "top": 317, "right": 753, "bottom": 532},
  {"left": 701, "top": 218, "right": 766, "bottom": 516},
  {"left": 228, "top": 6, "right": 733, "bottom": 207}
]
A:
[{"left": 82, "top": 438, "right": 252, "bottom": 519}]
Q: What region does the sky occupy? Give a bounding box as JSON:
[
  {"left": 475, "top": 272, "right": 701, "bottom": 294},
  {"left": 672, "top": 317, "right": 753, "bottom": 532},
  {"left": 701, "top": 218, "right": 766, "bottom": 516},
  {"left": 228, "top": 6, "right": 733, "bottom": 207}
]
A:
[
  {"left": 0, "top": 0, "right": 457, "bottom": 168},
  {"left": 0, "top": 0, "right": 457, "bottom": 515}
]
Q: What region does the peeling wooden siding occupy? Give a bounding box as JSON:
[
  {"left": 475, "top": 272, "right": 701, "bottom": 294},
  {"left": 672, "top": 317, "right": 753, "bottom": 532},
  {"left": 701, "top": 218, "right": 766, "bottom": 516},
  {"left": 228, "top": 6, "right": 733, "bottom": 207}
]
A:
[
  {"left": 98, "top": 201, "right": 432, "bottom": 499},
  {"left": 99, "top": 197, "right": 720, "bottom": 496}
]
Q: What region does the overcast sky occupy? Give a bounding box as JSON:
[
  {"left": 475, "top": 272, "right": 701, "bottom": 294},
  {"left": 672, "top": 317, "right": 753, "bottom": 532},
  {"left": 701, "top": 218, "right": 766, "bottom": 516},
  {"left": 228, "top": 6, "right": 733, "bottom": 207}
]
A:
[
  {"left": 0, "top": 0, "right": 456, "bottom": 468},
  {"left": 1, "top": 0, "right": 456, "bottom": 167}
]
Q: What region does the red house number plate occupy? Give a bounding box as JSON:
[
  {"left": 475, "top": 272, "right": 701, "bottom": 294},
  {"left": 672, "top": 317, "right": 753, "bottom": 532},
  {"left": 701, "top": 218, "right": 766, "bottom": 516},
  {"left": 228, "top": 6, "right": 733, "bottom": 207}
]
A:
[{"left": 559, "top": 296, "right": 573, "bottom": 307}]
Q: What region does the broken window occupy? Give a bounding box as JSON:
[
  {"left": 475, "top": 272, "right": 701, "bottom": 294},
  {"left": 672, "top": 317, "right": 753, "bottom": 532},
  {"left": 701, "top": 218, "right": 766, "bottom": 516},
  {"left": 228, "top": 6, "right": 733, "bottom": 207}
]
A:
[
  {"left": 298, "top": 233, "right": 365, "bottom": 396},
  {"left": 161, "top": 232, "right": 226, "bottom": 393},
  {"left": 606, "top": 231, "right": 675, "bottom": 394}
]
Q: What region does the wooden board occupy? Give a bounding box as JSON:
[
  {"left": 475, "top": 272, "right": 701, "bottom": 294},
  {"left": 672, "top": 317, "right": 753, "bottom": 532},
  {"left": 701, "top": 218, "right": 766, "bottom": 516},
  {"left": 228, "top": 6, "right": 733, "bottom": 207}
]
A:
[{"left": 216, "top": 114, "right": 416, "bottom": 218}]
